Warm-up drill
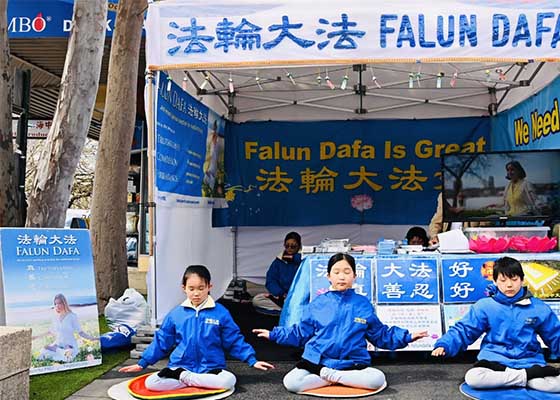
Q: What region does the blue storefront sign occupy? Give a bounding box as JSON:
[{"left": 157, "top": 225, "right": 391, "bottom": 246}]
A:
[
  {"left": 376, "top": 256, "right": 439, "bottom": 304},
  {"left": 8, "top": 0, "right": 120, "bottom": 38}
]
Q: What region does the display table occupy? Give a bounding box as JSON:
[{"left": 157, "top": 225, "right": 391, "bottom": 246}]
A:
[{"left": 280, "top": 252, "right": 560, "bottom": 351}]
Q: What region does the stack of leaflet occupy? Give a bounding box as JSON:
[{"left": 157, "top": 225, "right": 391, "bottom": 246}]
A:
[
  {"left": 377, "top": 239, "right": 396, "bottom": 255},
  {"left": 316, "top": 238, "right": 350, "bottom": 253}
]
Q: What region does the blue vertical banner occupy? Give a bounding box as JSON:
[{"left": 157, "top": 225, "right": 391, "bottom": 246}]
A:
[
  {"left": 492, "top": 76, "right": 560, "bottom": 151},
  {"left": 155, "top": 72, "right": 226, "bottom": 207},
  {"left": 375, "top": 256, "right": 439, "bottom": 304},
  {"left": 309, "top": 255, "right": 373, "bottom": 302},
  {"left": 217, "top": 117, "right": 489, "bottom": 226},
  {"left": 0, "top": 228, "right": 101, "bottom": 375},
  {"left": 441, "top": 255, "right": 497, "bottom": 303}
]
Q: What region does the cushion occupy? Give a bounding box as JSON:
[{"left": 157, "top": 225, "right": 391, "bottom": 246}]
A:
[
  {"left": 108, "top": 374, "right": 234, "bottom": 400},
  {"left": 460, "top": 382, "right": 560, "bottom": 400},
  {"left": 299, "top": 382, "right": 387, "bottom": 397}
]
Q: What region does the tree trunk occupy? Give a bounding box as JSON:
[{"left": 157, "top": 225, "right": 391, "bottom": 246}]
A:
[
  {"left": 90, "top": 0, "right": 147, "bottom": 311},
  {"left": 0, "top": 1, "right": 20, "bottom": 226},
  {"left": 26, "top": 0, "right": 106, "bottom": 227}
]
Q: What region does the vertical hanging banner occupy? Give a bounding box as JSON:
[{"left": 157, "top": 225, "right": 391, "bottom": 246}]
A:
[
  {"left": 155, "top": 72, "right": 226, "bottom": 207},
  {"left": 0, "top": 228, "right": 101, "bottom": 375},
  {"left": 216, "top": 117, "right": 489, "bottom": 226},
  {"left": 145, "top": 0, "right": 560, "bottom": 69},
  {"left": 492, "top": 76, "right": 560, "bottom": 151}
]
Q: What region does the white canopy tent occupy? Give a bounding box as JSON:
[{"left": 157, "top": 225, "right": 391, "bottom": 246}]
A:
[{"left": 144, "top": 0, "right": 560, "bottom": 322}]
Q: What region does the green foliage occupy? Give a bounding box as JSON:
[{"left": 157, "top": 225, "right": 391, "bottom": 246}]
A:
[{"left": 29, "top": 316, "right": 130, "bottom": 400}]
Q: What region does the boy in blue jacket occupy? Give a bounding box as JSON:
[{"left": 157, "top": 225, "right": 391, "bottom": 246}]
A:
[
  {"left": 120, "top": 265, "right": 274, "bottom": 391},
  {"left": 432, "top": 256, "right": 560, "bottom": 392},
  {"left": 252, "top": 231, "right": 302, "bottom": 313},
  {"left": 253, "top": 252, "right": 427, "bottom": 393}
]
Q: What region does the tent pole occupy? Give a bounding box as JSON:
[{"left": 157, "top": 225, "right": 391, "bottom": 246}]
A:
[
  {"left": 354, "top": 64, "right": 367, "bottom": 114},
  {"left": 145, "top": 69, "right": 158, "bottom": 324},
  {"left": 359, "top": 64, "right": 363, "bottom": 112},
  {"left": 145, "top": 70, "right": 156, "bottom": 257},
  {"left": 228, "top": 88, "right": 240, "bottom": 288},
  {"left": 232, "top": 226, "right": 238, "bottom": 281}
]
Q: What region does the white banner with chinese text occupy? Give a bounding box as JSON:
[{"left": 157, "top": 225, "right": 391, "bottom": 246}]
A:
[{"left": 145, "top": 0, "right": 560, "bottom": 69}]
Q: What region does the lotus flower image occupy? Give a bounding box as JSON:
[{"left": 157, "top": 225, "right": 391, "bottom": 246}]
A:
[
  {"left": 351, "top": 195, "right": 373, "bottom": 212},
  {"left": 509, "top": 236, "right": 557, "bottom": 252},
  {"left": 469, "top": 236, "right": 510, "bottom": 253}
]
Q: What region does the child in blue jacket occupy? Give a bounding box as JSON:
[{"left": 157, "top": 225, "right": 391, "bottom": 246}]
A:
[
  {"left": 432, "top": 256, "right": 560, "bottom": 392},
  {"left": 120, "top": 265, "right": 274, "bottom": 391},
  {"left": 252, "top": 231, "right": 302, "bottom": 313},
  {"left": 253, "top": 252, "right": 427, "bottom": 393}
]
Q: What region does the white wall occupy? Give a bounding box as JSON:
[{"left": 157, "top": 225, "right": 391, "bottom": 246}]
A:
[
  {"left": 236, "top": 224, "right": 420, "bottom": 284},
  {"left": 154, "top": 206, "right": 233, "bottom": 323}
]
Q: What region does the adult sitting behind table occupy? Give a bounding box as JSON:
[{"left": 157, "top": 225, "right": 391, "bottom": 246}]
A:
[
  {"left": 405, "top": 226, "right": 429, "bottom": 247},
  {"left": 252, "top": 232, "right": 302, "bottom": 314},
  {"left": 428, "top": 193, "right": 465, "bottom": 245}
]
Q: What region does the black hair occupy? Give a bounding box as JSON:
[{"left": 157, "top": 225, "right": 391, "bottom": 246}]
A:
[
  {"left": 405, "top": 226, "right": 429, "bottom": 246},
  {"left": 182, "top": 265, "right": 212, "bottom": 286},
  {"left": 284, "top": 231, "right": 302, "bottom": 248},
  {"left": 327, "top": 253, "right": 356, "bottom": 274},
  {"left": 506, "top": 161, "right": 527, "bottom": 179},
  {"left": 493, "top": 256, "right": 524, "bottom": 281}
]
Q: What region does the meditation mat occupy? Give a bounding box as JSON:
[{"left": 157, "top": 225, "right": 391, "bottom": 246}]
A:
[
  {"left": 299, "top": 382, "right": 387, "bottom": 397},
  {"left": 460, "top": 382, "right": 560, "bottom": 400},
  {"left": 108, "top": 373, "right": 234, "bottom": 400}
]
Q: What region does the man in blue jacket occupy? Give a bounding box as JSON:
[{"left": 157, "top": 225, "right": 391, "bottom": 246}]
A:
[{"left": 432, "top": 256, "right": 560, "bottom": 393}]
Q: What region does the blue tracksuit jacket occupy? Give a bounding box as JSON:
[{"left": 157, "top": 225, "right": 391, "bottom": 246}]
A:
[
  {"left": 434, "top": 287, "right": 560, "bottom": 368},
  {"left": 266, "top": 252, "right": 302, "bottom": 297},
  {"left": 138, "top": 296, "right": 257, "bottom": 372},
  {"left": 269, "top": 289, "right": 412, "bottom": 370}
]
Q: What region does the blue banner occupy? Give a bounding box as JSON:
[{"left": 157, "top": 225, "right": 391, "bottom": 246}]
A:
[
  {"left": 309, "top": 255, "right": 373, "bottom": 302},
  {"left": 492, "top": 76, "right": 560, "bottom": 151},
  {"left": 8, "top": 0, "right": 120, "bottom": 38},
  {"left": 155, "top": 72, "right": 226, "bottom": 207},
  {"left": 375, "top": 256, "right": 439, "bottom": 304},
  {"left": 217, "top": 117, "right": 490, "bottom": 226},
  {"left": 441, "top": 255, "right": 497, "bottom": 303},
  {"left": 0, "top": 228, "right": 102, "bottom": 375}
]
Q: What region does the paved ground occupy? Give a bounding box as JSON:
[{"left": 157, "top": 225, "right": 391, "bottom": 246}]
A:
[
  {"left": 64, "top": 301, "right": 560, "bottom": 399},
  {"left": 66, "top": 357, "right": 476, "bottom": 400}
]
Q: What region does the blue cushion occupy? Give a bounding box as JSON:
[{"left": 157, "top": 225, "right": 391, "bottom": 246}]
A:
[{"left": 460, "top": 382, "right": 560, "bottom": 400}]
